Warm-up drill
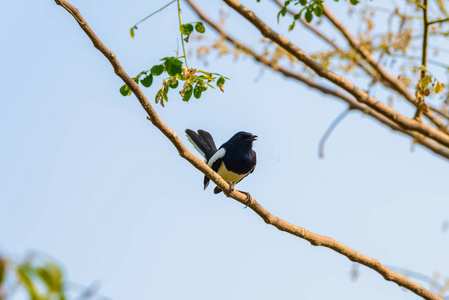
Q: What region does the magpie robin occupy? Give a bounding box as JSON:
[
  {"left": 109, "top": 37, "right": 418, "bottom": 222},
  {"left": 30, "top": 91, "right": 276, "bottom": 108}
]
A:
[{"left": 185, "top": 129, "right": 257, "bottom": 201}]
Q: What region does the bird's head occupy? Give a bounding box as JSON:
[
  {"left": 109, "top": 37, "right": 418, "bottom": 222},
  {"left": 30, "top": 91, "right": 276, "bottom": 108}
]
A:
[{"left": 232, "top": 131, "right": 258, "bottom": 148}]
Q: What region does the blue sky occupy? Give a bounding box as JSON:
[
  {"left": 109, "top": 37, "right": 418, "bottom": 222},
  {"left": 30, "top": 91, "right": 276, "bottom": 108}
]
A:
[{"left": 1, "top": 0, "right": 449, "bottom": 299}]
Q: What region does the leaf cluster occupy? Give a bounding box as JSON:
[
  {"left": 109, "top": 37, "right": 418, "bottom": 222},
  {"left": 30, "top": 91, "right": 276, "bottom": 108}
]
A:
[
  {"left": 180, "top": 22, "right": 206, "bottom": 36},
  {"left": 417, "top": 72, "right": 445, "bottom": 97},
  {"left": 9, "top": 258, "right": 66, "bottom": 300},
  {"left": 274, "top": 0, "right": 358, "bottom": 30},
  {"left": 120, "top": 57, "right": 227, "bottom": 106},
  {"left": 180, "top": 21, "right": 205, "bottom": 43}
]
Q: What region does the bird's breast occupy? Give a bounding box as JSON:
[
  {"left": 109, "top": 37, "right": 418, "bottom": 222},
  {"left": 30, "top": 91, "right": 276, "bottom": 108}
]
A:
[{"left": 217, "top": 162, "right": 248, "bottom": 184}]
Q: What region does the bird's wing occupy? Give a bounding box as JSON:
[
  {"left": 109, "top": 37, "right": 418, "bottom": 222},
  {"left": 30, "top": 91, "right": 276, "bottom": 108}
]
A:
[
  {"left": 204, "top": 148, "right": 226, "bottom": 189},
  {"left": 236, "top": 151, "right": 257, "bottom": 184}
]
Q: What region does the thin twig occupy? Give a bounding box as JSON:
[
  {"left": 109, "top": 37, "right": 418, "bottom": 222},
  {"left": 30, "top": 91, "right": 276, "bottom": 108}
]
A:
[
  {"left": 429, "top": 106, "right": 449, "bottom": 121},
  {"left": 132, "top": 0, "right": 176, "bottom": 29},
  {"left": 428, "top": 17, "right": 449, "bottom": 25},
  {"left": 318, "top": 109, "right": 351, "bottom": 158},
  {"left": 177, "top": 0, "right": 188, "bottom": 68},
  {"left": 413, "top": 0, "right": 428, "bottom": 121}
]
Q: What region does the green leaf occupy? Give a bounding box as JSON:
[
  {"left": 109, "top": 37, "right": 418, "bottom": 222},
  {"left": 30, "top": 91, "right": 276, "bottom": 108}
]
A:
[
  {"left": 281, "top": 6, "right": 287, "bottom": 16},
  {"left": 120, "top": 84, "right": 130, "bottom": 96},
  {"left": 168, "top": 79, "right": 179, "bottom": 89},
  {"left": 133, "top": 77, "right": 139, "bottom": 84},
  {"left": 195, "top": 22, "right": 206, "bottom": 34},
  {"left": 277, "top": 6, "right": 287, "bottom": 23},
  {"left": 350, "top": 0, "right": 359, "bottom": 5},
  {"left": 217, "top": 76, "right": 225, "bottom": 93},
  {"left": 299, "top": 0, "right": 307, "bottom": 5},
  {"left": 155, "top": 89, "right": 162, "bottom": 104},
  {"left": 141, "top": 75, "right": 153, "bottom": 88},
  {"left": 164, "top": 58, "right": 183, "bottom": 76},
  {"left": 314, "top": 6, "right": 322, "bottom": 17},
  {"left": 180, "top": 23, "right": 194, "bottom": 35},
  {"left": 37, "top": 263, "right": 63, "bottom": 293},
  {"left": 151, "top": 64, "right": 165, "bottom": 76},
  {"left": 288, "top": 20, "right": 296, "bottom": 31},
  {"left": 194, "top": 84, "right": 202, "bottom": 99},
  {"left": 162, "top": 87, "right": 168, "bottom": 101},
  {"left": 305, "top": 9, "right": 313, "bottom": 23},
  {"left": 183, "top": 84, "right": 193, "bottom": 101},
  {"left": 422, "top": 75, "right": 431, "bottom": 89},
  {"left": 17, "top": 265, "right": 40, "bottom": 299},
  {"left": 130, "top": 27, "right": 135, "bottom": 39}
]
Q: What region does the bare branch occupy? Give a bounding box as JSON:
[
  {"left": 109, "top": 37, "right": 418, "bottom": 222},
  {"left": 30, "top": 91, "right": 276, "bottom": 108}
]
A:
[{"left": 321, "top": 6, "right": 448, "bottom": 132}]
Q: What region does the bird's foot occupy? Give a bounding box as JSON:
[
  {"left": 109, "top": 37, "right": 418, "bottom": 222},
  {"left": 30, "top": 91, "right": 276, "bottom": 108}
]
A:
[
  {"left": 225, "top": 182, "right": 235, "bottom": 197},
  {"left": 238, "top": 190, "right": 252, "bottom": 208}
]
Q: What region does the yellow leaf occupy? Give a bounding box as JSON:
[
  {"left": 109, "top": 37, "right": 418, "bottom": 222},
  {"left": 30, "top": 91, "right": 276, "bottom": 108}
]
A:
[{"left": 434, "top": 81, "right": 442, "bottom": 94}]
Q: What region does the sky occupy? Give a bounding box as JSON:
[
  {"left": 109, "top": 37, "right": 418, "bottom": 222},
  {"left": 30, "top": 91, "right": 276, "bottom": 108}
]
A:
[{"left": 1, "top": 0, "right": 449, "bottom": 299}]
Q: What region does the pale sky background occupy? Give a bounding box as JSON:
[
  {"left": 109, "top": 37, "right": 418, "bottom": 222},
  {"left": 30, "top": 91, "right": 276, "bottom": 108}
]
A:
[{"left": 1, "top": 0, "right": 449, "bottom": 300}]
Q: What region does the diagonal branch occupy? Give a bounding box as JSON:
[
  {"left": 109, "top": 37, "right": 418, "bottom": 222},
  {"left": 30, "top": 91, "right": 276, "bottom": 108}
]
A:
[
  {"left": 222, "top": 0, "right": 449, "bottom": 151},
  {"left": 54, "top": 1, "right": 444, "bottom": 300},
  {"left": 185, "top": 0, "right": 449, "bottom": 161}
]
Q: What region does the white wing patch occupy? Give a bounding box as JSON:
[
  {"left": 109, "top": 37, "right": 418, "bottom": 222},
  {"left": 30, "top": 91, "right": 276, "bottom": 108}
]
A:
[
  {"left": 207, "top": 148, "right": 226, "bottom": 167},
  {"left": 186, "top": 133, "right": 206, "bottom": 159}
]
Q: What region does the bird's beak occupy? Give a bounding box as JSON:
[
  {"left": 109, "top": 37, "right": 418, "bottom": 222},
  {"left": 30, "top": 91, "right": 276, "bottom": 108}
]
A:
[{"left": 251, "top": 135, "right": 258, "bottom": 141}]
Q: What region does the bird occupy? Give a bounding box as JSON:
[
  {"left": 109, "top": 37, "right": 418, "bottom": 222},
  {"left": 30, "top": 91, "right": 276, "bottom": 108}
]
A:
[{"left": 185, "top": 129, "right": 257, "bottom": 204}]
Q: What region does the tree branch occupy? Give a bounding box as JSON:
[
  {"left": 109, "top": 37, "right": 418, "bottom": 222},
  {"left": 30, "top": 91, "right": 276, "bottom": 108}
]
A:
[
  {"left": 54, "top": 1, "right": 445, "bottom": 300},
  {"left": 428, "top": 17, "right": 449, "bottom": 25},
  {"left": 185, "top": 0, "right": 449, "bottom": 161},
  {"left": 222, "top": 0, "right": 449, "bottom": 151}
]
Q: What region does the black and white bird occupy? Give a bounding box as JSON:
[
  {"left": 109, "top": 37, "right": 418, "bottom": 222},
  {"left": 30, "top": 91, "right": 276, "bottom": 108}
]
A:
[{"left": 185, "top": 129, "right": 257, "bottom": 200}]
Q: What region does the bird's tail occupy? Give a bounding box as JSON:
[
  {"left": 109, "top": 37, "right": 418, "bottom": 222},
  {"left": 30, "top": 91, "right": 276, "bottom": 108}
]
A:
[{"left": 185, "top": 129, "right": 217, "bottom": 161}]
